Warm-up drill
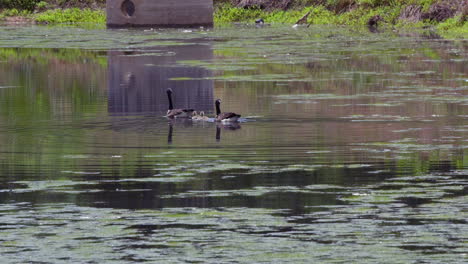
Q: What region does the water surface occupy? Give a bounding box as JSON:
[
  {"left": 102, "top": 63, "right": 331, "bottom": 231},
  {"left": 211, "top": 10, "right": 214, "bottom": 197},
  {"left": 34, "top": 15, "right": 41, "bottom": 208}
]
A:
[{"left": 0, "top": 25, "right": 466, "bottom": 263}]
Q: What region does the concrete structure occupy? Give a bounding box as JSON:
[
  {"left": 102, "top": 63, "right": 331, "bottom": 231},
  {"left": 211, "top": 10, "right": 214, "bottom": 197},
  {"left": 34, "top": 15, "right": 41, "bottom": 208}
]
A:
[
  {"left": 107, "top": 0, "right": 213, "bottom": 27},
  {"left": 107, "top": 44, "right": 213, "bottom": 115}
]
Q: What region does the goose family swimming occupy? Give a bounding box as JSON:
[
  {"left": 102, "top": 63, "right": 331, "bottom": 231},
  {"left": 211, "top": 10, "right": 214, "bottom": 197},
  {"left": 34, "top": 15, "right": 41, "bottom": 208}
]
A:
[
  {"left": 165, "top": 88, "right": 194, "bottom": 118},
  {"left": 165, "top": 90, "right": 241, "bottom": 123}
]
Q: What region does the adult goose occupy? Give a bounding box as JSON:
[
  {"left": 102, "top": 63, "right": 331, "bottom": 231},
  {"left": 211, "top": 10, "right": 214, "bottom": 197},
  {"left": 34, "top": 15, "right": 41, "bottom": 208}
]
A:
[
  {"left": 165, "top": 88, "right": 194, "bottom": 118},
  {"left": 215, "top": 99, "right": 241, "bottom": 122}
]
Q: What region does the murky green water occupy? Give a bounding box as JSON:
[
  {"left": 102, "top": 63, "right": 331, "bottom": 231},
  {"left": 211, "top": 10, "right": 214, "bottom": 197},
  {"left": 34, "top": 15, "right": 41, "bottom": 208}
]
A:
[{"left": 0, "top": 25, "right": 466, "bottom": 263}]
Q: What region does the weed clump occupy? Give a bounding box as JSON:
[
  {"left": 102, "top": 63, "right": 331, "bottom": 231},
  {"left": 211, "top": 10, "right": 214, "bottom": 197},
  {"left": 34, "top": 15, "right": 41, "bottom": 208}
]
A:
[{"left": 35, "top": 7, "right": 105, "bottom": 23}]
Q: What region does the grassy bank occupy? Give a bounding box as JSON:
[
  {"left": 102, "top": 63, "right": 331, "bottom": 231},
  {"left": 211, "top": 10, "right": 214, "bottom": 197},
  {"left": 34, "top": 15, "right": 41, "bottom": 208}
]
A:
[
  {"left": 0, "top": 0, "right": 105, "bottom": 23},
  {"left": 214, "top": 0, "right": 467, "bottom": 38},
  {"left": 0, "top": 0, "right": 466, "bottom": 38}
]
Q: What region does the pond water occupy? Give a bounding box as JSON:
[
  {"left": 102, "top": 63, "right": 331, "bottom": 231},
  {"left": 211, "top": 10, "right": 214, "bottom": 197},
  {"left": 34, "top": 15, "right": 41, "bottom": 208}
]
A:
[{"left": 0, "top": 25, "right": 466, "bottom": 263}]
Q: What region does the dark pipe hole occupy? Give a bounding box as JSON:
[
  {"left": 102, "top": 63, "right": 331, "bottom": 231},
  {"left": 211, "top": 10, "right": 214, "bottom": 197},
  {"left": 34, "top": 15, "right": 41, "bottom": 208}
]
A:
[{"left": 121, "top": 0, "right": 135, "bottom": 17}]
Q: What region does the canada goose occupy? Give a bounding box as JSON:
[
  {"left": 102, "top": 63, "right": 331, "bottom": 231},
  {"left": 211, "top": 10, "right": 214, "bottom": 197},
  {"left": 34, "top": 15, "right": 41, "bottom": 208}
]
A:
[
  {"left": 215, "top": 99, "right": 241, "bottom": 122},
  {"left": 165, "top": 88, "right": 194, "bottom": 118}
]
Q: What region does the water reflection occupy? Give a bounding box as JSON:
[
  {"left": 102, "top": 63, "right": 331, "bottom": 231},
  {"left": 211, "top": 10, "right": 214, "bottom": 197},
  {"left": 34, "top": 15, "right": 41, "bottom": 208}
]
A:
[
  {"left": 168, "top": 122, "right": 173, "bottom": 144},
  {"left": 216, "top": 122, "right": 241, "bottom": 142},
  {"left": 166, "top": 118, "right": 195, "bottom": 144},
  {"left": 107, "top": 44, "right": 214, "bottom": 115}
]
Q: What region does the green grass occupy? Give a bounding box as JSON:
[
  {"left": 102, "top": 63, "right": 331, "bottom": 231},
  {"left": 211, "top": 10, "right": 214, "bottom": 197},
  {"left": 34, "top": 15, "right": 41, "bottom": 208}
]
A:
[
  {"left": 214, "top": 4, "right": 336, "bottom": 25},
  {"left": 34, "top": 8, "right": 105, "bottom": 24},
  {"left": 436, "top": 14, "right": 468, "bottom": 38},
  {"left": 214, "top": 3, "right": 401, "bottom": 27},
  {"left": 0, "top": 8, "right": 32, "bottom": 19},
  {"left": 214, "top": 2, "right": 466, "bottom": 38}
]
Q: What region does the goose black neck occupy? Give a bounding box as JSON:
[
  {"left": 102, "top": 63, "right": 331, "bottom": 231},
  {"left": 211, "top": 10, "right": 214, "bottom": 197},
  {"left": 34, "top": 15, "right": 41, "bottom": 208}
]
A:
[
  {"left": 167, "top": 91, "right": 174, "bottom": 110},
  {"left": 215, "top": 101, "right": 221, "bottom": 115}
]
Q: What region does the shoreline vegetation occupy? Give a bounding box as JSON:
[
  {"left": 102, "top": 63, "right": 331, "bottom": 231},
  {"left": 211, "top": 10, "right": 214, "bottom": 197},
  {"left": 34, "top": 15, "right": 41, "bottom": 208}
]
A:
[{"left": 0, "top": 0, "right": 466, "bottom": 38}]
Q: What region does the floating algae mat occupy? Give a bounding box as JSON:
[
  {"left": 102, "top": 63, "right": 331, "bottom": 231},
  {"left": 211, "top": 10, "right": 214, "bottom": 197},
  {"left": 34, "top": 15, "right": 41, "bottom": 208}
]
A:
[{"left": 0, "top": 24, "right": 466, "bottom": 263}]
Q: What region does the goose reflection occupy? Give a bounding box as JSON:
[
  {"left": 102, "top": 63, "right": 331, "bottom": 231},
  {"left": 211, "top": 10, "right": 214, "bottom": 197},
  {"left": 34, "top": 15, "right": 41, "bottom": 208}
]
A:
[
  {"left": 216, "top": 122, "right": 241, "bottom": 142},
  {"left": 168, "top": 123, "right": 173, "bottom": 144},
  {"left": 167, "top": 118, "right": 193, "bottom": 144}
]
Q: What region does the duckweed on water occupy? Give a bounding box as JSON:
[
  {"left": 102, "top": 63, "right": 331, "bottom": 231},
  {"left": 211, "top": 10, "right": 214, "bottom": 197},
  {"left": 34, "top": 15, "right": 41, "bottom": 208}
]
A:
[{"left": 1, "top": 168, "right": 467, "bottom": 263}]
